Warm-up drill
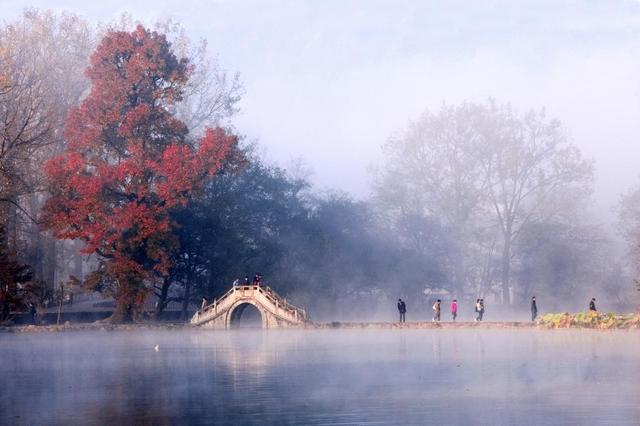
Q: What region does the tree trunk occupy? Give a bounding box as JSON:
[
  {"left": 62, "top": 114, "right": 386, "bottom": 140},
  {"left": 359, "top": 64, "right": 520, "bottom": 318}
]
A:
[
  {"left": 44, "top": 237, "right": 57, "bottom": 288},
  {"left": 453, "top": 253, "right": 466, "bottom": 296},
  {"left": 8, "top": 201, "right": 18, "bottom": 251},
  {"left": 0, "top": 200, "right": 14, "bottom": 254},
  {"left": 501, "top": 237, "right": 511, "bottom": 305},
  {"left": 107, "top": 301, "right": 133, "bottom": 324},
  {"left": 1, "top": 301, "right": 9, "bottom": 323},
  {"left": 181, "top": 279, "right": 191, "bottom": 321},
  {"left": 108, "top": 285, "right": 138, "bottom": 323},
  {"left": 28, "top": 194, "right": 44, "bottom": 279},
  {"left": 155, "top": 278, "right": 171, "bottom": 319},
  {"left": 73, "top": 240, "right": 84, "bottom": 281}
]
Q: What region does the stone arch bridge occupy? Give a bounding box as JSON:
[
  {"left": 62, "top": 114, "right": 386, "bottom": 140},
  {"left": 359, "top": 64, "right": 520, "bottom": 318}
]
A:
[{"left": 190, "top": 285, "right": 308, "bottom": 328}]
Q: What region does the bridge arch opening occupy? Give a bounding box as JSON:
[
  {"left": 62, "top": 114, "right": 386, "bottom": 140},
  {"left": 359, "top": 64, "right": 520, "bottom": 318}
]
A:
[{"left": 229, "top": 303, "right": 263, "bottom": 328}]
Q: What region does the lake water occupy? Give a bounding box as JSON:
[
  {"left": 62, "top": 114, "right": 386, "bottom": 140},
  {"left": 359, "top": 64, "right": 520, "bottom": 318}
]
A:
[{"left": 1, "top": 328, "right": 639, "bottom": 425}]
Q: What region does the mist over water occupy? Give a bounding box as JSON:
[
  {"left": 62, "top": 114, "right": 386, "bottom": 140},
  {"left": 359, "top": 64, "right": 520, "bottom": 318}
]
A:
[
  {"left": 1, "top": 329, "right": 639, "bottom": 425},
  {"left": 0, "top": 3, "right": 639, "bottom": 425}
]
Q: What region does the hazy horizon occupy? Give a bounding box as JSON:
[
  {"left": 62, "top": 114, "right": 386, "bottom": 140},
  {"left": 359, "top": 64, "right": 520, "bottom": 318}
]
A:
[{"left": 3, "top": 0, "right": 640, "bottom": 229}]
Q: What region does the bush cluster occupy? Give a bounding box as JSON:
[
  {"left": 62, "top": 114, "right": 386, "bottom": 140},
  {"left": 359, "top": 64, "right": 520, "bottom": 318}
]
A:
[{"left": 537, "top": 311, "right": 640, "bottom": 329}]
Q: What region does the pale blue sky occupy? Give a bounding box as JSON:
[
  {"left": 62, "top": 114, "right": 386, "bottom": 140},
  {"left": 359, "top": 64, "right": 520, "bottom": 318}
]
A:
[{"left": 3, "top": 0, "right": 640, "bottom": 223}]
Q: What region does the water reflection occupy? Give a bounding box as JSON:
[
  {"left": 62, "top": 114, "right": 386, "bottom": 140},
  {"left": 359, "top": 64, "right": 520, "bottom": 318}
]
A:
[{"left": 1, "top": 329, "right": 639, "bottom": 425}]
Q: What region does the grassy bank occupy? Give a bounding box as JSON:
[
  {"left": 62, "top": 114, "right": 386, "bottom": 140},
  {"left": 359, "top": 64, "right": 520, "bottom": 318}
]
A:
[
  {"left": 3, "top": 316, "right": 640, "bottom": 333},
  {"left": 0, "top": 322, "right": 189, "bottom": 333},
  {"left": 537, "top": 311, "right": 640, "bottom": 329}
]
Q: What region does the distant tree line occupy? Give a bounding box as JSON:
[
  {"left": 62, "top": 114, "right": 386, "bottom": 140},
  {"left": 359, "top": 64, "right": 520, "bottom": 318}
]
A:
[
  {"left": 372, "top": 101, "right": 627, "bottom": 307},
  {"left": 0, "top": 10, "right": 638, "bottom": 323}
]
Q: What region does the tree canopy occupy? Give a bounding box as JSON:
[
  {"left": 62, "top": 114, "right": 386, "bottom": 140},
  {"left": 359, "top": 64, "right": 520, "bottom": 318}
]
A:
[{"left": 42, "top": 26, "right": 237, "bottom": 322}]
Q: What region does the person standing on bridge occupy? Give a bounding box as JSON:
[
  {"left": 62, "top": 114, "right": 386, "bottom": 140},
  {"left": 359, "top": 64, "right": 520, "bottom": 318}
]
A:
[
  {"left": 244, "top": 276, "right": 250, "bottom": 285},
  {"left": 253, "top": 273, "right": 263, "bottom": 286},
  {"left": 451, "top": 299, "right": 458, "bottom": 321},
  {"left": 397, "top": 299, "right": 406, "bottom": 323},
  {"left": 531, "top": 296, "right": 538, "bottom": 322}
]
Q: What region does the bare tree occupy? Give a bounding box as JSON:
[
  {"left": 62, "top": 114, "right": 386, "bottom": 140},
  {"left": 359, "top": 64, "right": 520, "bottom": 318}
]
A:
[
  {"left": 0, "top": 24, "right": 51, "bottom": 229},
  {"left": 0, "top": 9, "right": 94, "bottom": 288},
  {"left": 475, "top": 102, "right": 593, "bottom": 303},
  {"left": 373, "top": 100, "right": 593, "bottom": 303},
  {"left": 110, "top": 15, "right": 243, "bottom": 133},
  {"left": 373, "top": 103, "right": 487, "bottom": 294},
  {"left": 618, "top": 181, "right": 640, "bottom": 294}
]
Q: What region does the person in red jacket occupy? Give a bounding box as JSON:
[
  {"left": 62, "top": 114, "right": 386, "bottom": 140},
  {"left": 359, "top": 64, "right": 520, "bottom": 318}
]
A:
[{"left": 451, "top": 299, "right": 458, "bottom": 321}]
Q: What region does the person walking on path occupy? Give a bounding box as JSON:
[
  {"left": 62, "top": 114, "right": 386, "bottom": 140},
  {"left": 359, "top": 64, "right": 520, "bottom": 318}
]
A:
[
  {"left": 589, "top": 298, "right": 597, "bottom": 312},
  {"left": 401, "top": 300, "right": 406, "bottom": 321},
  {"left": 451, "top": 299, "right": 458, "bottom": 321},
  {"left": 474, "top": 299, "right": 481, "bottom": 322},
  {"left": 478, "top": 299, "right": 485, "bottom": 321},
  {"left": 432, "top": 299, "right": 441, "bottom": 322},
  {"left": 29, "top": 303, "right": 37, "bottom": 324},
  {"left": 397, "top": 299, "right": 406, "bottom": 323},
  {"left": 531, "top": 296, "right": 538, "bottom": 322}
]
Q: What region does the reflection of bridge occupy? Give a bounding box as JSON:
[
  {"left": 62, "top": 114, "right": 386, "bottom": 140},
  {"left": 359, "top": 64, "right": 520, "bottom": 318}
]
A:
[{"left": 190, "top": 285, "right": 308, "bottom": 328}]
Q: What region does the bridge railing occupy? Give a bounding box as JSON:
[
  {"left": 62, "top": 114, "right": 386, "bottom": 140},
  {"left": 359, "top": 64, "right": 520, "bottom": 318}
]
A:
[
  {"left": 193, "top": 286, "right": 237, "bottom": 323},
  {"left": 258, "top": 286, "right": 307, "bottom": 321}
]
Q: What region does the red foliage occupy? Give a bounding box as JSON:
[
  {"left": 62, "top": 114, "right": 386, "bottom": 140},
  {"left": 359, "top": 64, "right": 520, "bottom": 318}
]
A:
[{"left": 42, "top": 26, "right": 236, "bottom": 321}]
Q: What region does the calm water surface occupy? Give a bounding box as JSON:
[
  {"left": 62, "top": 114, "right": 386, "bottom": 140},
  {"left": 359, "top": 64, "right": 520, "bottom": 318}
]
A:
[{"left": 1, "top": 328, "right": 639, "bottom": 425}]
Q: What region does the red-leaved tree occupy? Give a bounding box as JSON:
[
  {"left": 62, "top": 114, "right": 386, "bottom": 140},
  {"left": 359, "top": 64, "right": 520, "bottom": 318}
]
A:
[{"left": 42, "top": 26, "right": 236, "bottom": 322}]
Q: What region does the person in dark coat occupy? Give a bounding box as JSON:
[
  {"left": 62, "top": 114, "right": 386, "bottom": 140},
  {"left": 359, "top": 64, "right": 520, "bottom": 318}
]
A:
[
  {"left": 589, "top": 298, "right": 597, "bottom": 312},
  {"left": 479, "top": 299, "right": 485, "bottom": 321},
  {"left": 243, "top": 276, "right": 250, "bottom": 285},
  {"left": 397, "top": 299, "right": 406, "bottom": 323},
  {"left": 29, "top": 303, "right": 37, "bottom": 324},
  {"left": 531, "top": 296, "right": 538, "bottom": 322}
]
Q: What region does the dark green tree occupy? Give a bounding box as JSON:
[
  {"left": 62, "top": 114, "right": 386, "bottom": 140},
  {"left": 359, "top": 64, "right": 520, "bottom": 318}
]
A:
[{"left": 0, "top": 226, "right": 34, "bottom": 321}]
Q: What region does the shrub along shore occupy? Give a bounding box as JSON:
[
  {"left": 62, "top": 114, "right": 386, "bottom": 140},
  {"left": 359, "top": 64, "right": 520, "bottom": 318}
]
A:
[{"left": 537, "top": 311, "right": 640, "bottom": 329}]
